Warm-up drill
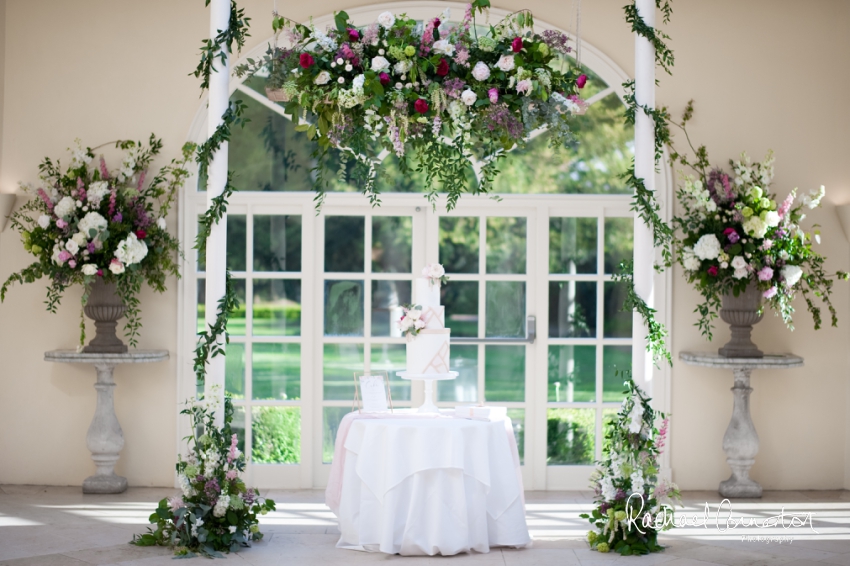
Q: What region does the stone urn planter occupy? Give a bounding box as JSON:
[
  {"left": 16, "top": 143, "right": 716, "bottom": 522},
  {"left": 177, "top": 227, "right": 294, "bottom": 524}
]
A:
[
  {"left": 83, "top": 279, "right": 128, "bottom": 353},
  {"left": 718, "top": 283, "right": 763, "bottom": 358}
]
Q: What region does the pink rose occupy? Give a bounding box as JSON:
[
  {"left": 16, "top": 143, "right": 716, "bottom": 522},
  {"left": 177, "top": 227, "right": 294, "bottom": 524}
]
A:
[
  {"left": 299, "top": 53, "right": 315, "bottom": 69},
  {"left": 758, "top": 266, "right": 774, "bottom": 281},
  {"left": 763, "top": 286, "right": 778, "bottom": 299},
  {"left": 56, "top": 219, "right": 68, "bottom": 229},
  {"left": 68, "top": 260, "right": 77, "bottom": 269},
  {"left": 58, "top": 250, "right": 72, "bottom": 263},
  {"left": 488, "top": 88, "right": 499, "bottom": 104},
  {"left": 379, "top": 72, "right": 390, "bottom": 86},
  {"left": 414, "top": 99, "right": 429, "bottom": 114},
  {"left": 576, "top": 74, "right": 588, "bottom": 89},
  {"left": 707, "top": 265, "right": 718, "bottom": 277}
]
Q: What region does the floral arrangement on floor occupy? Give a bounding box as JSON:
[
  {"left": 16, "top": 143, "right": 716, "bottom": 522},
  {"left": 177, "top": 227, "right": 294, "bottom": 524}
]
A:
[
  {"left": 0, "top": 137, "right": 192, "bottom": 347},
  {"left": 235, "top": 0, "right": 587, "bottom": 209},
  {"left": 669, "top": 105, "right": 847, "bottom": 338},
  {"left": 581, "top": 378, "right": 680, "bottom": 555},
  {"left": 133, "top": 395, "right": 276, "bottom": 558}
]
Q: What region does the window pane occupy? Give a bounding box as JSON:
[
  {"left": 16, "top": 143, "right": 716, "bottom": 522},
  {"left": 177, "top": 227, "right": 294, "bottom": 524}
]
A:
[
  {"left": 547, "top": 408, "right": 595, "bottom": 465},
  {"left": 324, "top": 280, "right": 364, "bottom": 336},
  {"left": 372, "top": 216, "right": 412, "bottom": 273},
  {"left": 323, "top": 407, "right": 352, "bottom": 464},
  {"left": 325, "top": 216, "right": 364, "bottom": 272},
  {"left": 549, "top": 217, "right": 597, "bottom": 274},
  {"left": 440, "top": 217, "right": 479, "bottom": 274},
  {"left": 548, "top": 281, "right": 596, "bottom": 338},
  {"left": 370, "top": 344, "right": 411, "bottom": 401},
  {"left": 486, "top": 217, "right": 526, "bottom": 274},
  {"left": 438, "top": 345, "right": 478, "bottom": 403},
  {"left": 442, "top": 281, "right": 478, "bottom": 337},
  {"left": 323, "top": 343, "right": 363, "bottom": 400},
  {"left": 603, "top": 346, "right": 631, "bottom": 402},
  {"left": 484, "top": 345, "right": 525, "bottom": 402},
  {"left": 252, "top": 343, "right": 300, "bottom": 400},
  {"left": 196, "top": 278, "right": 205, "bottom": 334},
  {"left": 486, "top": 281, "right": 526, "bottom": 338},
  {"left": 228, "top": 215, "right": 247, "bottom": 271},
  {"left": 508, "top": 408, "right": 525, "bottom": 465},
  {"left": 251, "top": 407, "right": 300, "bottom": 464},
  {"left": 604, "top": 217, "right": 634, "bottom": 274},
  {"left": 253, "top": 279, "right": 301, "bottom": 336},
  {"left": 225, "top": 343, "right": 245, "bottom": 399},
  {"left": 548, "top": 345, "right": 595, "bottom": 402},
  {"left": 253, "top": 215, "right": 302, "bottom": 272},
  {"left": 228, "top": 279, "right": 247, "bottom": 336},
  {"left": 371, "top": 280, "right": 411, "bottom": 337},
  {"left": 604, "top": 281, "right": 632, "bottom": 338}
]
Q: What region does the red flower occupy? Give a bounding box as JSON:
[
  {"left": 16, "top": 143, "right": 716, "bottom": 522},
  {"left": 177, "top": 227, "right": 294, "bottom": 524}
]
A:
[
  {"left": 436, "top": 58, "right": 449, "bottom": 76},
  {"left": 432, "top": 17, "right": 441, "bottom": 27},
  {"left": 379, "top": 72, "right": 391, "bottom": 86},
  {"left": 511, "top": 37, "right": 523, "bottom": 53},
  {"left": 414, "top": 99, "right": 430, "bottom": 114},
  {"left": 707, "top": 265, "right": 719, "bottom": 277},
  {"left": 135, "top": 229, "right": 147, "bottom": 240},
  {"left": 299, "top": 53, "right": 315, "bottom": 69},
  {"left": 347, "top": 28, "right": 360, "bottom": 42},
  {"left": 96, "top": 269, "right": 103, "bottom": 277},
  {"left": 576, "top": 74, "right": 588, "bottom": 89}
]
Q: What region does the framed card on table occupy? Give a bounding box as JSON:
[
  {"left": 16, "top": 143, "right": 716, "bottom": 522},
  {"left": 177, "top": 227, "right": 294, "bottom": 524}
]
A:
[{"left": 353, "top": 370, "right": 393, "bottom": 414}]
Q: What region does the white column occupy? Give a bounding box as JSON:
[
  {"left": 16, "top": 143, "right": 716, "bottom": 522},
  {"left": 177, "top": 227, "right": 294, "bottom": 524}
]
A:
[
  {"left": 632, "top": 0, "right": 656, "bottom": 394},
  {"left": 204, "top": 0, "right": 231, "bottom": 425}
]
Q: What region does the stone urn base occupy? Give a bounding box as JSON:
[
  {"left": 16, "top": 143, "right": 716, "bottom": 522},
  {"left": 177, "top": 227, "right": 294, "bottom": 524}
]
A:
[
  {"left": 83, "top": 279, "right": 128, "bottom": 354},
  {"left": 718, "top": 283, "right": 763, "bottom": 358}
]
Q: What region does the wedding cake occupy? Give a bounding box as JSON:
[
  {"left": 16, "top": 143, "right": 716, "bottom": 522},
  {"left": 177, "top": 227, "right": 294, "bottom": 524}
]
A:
[{"left": 399, "top": 264, "right": 452, "bottom": 376}]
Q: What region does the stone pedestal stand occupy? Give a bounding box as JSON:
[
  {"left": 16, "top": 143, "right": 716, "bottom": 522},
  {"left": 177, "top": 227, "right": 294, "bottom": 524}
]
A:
[
  {"left": 44, "top": 350, "right": 169, "bottom": 494},
  {"left": 680, "top": 352, "right": 803, "bottom": 498}
]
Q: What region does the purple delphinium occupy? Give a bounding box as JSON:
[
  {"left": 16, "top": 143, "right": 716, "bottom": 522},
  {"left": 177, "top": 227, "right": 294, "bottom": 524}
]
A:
[{"left": 615, "top": 488, "right": 627, "bottom": 501}]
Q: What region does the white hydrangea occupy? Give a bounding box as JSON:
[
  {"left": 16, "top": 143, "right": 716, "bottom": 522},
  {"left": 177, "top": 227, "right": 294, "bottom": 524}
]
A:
[
  {"left": 115, "top": 233, "right": 148, "bottom": 266},
  {"left": 72, "top": 232, "right": 88, "bottom": 248},
  {"left": 742, "top": 216, "right": 768, "bottom": 239},
  {"left": 693, "top": 234, "right": 721, "bottom": 261},
  {"left": 393, "top": 60, "right": 411, "bottom": 75},
  {"left": 213, "top": 495, "right": 230, "bottom": 518},
  {"left": 81, "top": 264, "right": 98, "bottom": 276},
  {"left": 87, "top": 181, "right": 110, "bottom": 206},
  {"left": 54, "top": 196, "right": 76, "bottom": 219},
  {"left": 311, "top": 30, "right": 337, "bottom": 53},
  {"left": 471, "top": 61, "right": 490, "bottom": 81},
  {"left": 78, "top": 211, "right": 107, "bottom": 237},
  {"left": 763, "top": 211, "right": 781, "bottom": 228},
  {"left": 681, "top": 247, "right": 700, "bottom": 271},
  {"left": 781, "top": 265, "right": 803, "bottom": 287},
  {"left": 37, "top": 215, "right": 51, "bottom": 229}
]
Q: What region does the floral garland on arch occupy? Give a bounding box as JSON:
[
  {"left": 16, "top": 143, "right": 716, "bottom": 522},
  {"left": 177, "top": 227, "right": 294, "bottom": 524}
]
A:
[
  {"left": 581, "top": 378, "right": 681, "bottom": 555},
  {"left": 236, "top": 0, "right": 588, "bottom": 210}
]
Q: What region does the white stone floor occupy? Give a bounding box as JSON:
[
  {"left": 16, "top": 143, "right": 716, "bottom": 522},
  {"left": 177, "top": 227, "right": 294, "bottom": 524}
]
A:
[{"left": 1, "top": 486, "right": 850, "bottom": 565}]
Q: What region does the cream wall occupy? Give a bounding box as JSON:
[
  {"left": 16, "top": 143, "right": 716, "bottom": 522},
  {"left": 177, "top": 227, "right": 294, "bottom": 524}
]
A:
[{"left": 0, "top": 0, "right": 848, "bottom": 489}]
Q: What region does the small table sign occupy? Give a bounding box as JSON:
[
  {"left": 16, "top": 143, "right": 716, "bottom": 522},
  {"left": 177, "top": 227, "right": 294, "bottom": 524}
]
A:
[{"left": 354, "top": 371, "right": 393, "bottom": 414}]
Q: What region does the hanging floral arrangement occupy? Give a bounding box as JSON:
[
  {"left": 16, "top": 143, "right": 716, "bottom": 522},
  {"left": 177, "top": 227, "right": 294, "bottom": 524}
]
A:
[{"left": 236, "top": 0, "right": 587, "bottom": 209}]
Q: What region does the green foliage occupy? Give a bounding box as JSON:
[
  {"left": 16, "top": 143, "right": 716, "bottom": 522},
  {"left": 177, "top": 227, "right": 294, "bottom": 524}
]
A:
[
  {"left": 612, "top": 261, "right": 671, "bottom": 366},
  {"left": 193, "top": 0, "right": 251, "bottom": 91}
]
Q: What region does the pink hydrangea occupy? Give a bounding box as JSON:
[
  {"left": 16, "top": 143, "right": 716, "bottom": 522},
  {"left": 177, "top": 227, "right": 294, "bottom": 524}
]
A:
[
  {"left": 758, "top": 266, "right": 774, "bottom": 281},
  {"left": 763, "top": 286, "right": 778, "bottom": 299},
  {"left": 226, "top": 470, "right": 238, "bottom": 480}
]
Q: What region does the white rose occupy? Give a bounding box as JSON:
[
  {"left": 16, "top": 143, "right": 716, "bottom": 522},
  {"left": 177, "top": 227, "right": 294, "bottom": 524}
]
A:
[
  {"left": 72, "top": 232, "right": 88, "bottom": 248},
  {"left": 693, "top": 234, "right": 722, "bottom": 261},
  {"left": 393, "top": 60, "right": 411, "bottom": 75},
  {"left": 37, "top": 215, "right": 51, "bottom": 229},
  {"left": 495, "top": 55, "right": 515, "bottom": 72},
  {"left": 763, "top": 210, "right": 781, "bottom": 228},
  {"left": 377, "top": 11, "right": 395, "bottom": 29},
  {"left": 730, "top": 256, "right": 747, "bottom": 270},
  {"left": 683, "top": 255, "right": 700, "bottom": 271},
  {"left": 432, "top": 39, "right": 455, "bottom": 56},
  {"left": 78, "top": 211, "right": 107, "bottom": 237},
  {"left": 86, "top": 181, "right": 110, "bottom": 206},
  {"left": 781, "top": 264, "right": 803, "bottom": 287},
  {"left": 733, "top": 268, "right": 749, "bottom": 279},
  {"left": 109, "top": 260, "right": 125, "bottom": 275},
  {"left": 314, "top": 71, "right": 331, "bottom": 85},
  {"left": 471, "top": 61, "right": 490, "bottom": 81},
  {"left": 370, "top": 56, "right": 390, "bottom": 72},
  {"left": 428, "top": 264, "right": 445, "bottom": 278},
  {"left": 81, "top": 264, "right": 98, "bottom": 276},
  {"left": 54, "top": 196, "right": 76, "bottom": 219},
  {"left": 460, "top": 89, "right": 477, "bottom": 106},
  {"left": 157, "top": 217, "right": 167, "bottom": 231},
  {"left": 65, "top": 239, "right": 80, "bottom": 255},
  {"left": 414, "top": 319, "right": 426, "bottom": 329},
  {"left": 408, "top": 309, "right": 421, "bottom": 320}
]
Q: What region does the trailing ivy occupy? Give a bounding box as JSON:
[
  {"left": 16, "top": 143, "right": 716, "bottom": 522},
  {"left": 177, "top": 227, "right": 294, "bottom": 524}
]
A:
[
  {"left": 192, "top": 0, "right": 250, "bottom": 385},
  {"left": 619, "top": 0, "right": 676, "bottom": 366}
]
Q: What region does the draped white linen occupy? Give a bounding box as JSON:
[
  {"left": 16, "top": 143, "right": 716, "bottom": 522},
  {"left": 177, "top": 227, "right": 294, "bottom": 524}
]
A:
[{"left": 325, "top": 411, "right": 531, "bottom": 555}]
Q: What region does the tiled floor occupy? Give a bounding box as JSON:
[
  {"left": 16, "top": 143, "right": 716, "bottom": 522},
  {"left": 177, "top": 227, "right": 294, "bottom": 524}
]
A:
[{"left": 1, "top": 485, "right": 849, "bottom": 565}]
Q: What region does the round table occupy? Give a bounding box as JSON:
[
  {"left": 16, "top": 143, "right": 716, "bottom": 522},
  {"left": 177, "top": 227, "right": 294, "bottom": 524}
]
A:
[{"left": 325, "top": 411, "right": 530, "bottom": 555}]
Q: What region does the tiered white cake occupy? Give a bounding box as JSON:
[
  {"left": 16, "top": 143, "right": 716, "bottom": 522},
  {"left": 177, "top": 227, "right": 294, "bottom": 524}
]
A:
[{"left": 406, "top": 277, "right": 451, "bottom": 375}]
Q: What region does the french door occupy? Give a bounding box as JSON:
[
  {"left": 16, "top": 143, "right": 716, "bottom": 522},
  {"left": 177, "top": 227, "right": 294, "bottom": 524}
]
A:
[{"left": 183, "top": 192, "right": 634, "bottom": 490}]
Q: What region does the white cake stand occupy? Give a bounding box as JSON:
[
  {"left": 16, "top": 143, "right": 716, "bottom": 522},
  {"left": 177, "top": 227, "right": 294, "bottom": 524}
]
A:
[{"left": 397, "top": 371, "right": 458, "bottom": 413}]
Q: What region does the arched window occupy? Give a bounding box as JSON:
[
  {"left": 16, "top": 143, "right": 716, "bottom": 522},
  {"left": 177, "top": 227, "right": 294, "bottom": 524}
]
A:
[{"left": 180, "top": 3, "right": 669, "bottom": 491}]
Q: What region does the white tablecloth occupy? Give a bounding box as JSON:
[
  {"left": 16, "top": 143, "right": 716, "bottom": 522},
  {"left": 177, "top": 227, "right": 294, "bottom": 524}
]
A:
[{"left": 325, "top": 411, "right": 531, "bottom": 555}]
